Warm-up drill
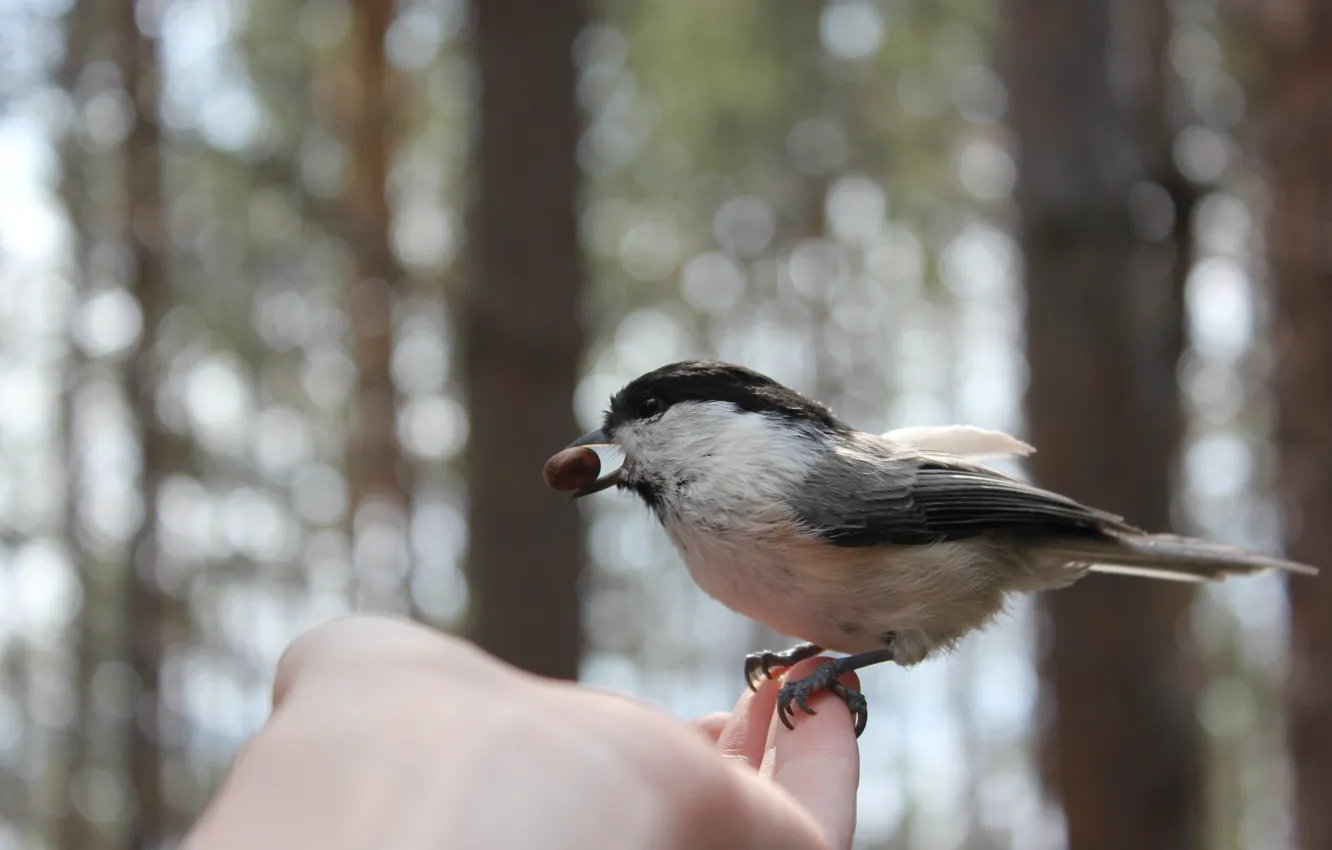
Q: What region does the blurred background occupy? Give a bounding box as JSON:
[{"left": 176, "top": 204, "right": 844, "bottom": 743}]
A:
[{"left": 0, "top": 0, "right": 1329, "bottom": 847}]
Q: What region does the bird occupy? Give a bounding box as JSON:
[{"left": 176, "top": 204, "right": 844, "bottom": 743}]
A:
[{"left": 559, "top": 359, "right": 1319, "bottom": 737}]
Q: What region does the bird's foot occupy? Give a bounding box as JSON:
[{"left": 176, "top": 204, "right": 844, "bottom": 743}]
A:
[
  {"left": 743, "top": 642, "right": 824, "bottom": 690},
  {"left": 776, "top": 662, "right": 871, "bottom": 738}
]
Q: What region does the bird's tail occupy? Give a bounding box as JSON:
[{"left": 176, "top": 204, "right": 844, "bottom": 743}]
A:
[{"left": 1044, "top": 532, "right": 1319, "bottom": 583}]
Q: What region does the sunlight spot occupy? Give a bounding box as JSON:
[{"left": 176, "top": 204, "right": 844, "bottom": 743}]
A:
[
  {"left": 74, "top": 289, "right": 142, "bottom": 359},
  {"left": 392, "top": 203, "right": 457, "bottom": 270},
  {"left": 292, "top": 463, "right": 347, "bottom": 526},
  {"left": 1187, "top": 257, "right": 1252, "bottom": 362},
  {"left": 680, "top": 252, "right": 745, "bottom": 314},
  {"left": 399, "top": 395, "right": 468, "bottom": 460},
  {"left": 821, "top": 0, "right": 884, "bottom": 60},
  {"left": 391, "top": 328, "right": 447, "bottom": 395},
  {"left": 713, "top": 196, "right": 775, "bottom": 257},
  {"left": 1174, "top": 125, "right": 1230, "bottom": 184},
  {"left": 613, "top": 309, "right": 691, "bottom": 375},
  {"left": 301, "top": 347, "right": 356, "bottom": 409},
  {"left": 827, "top": 175, "right": 885, "bottom": 245},
  {"left": 252, "top": 406, "right": 313, "bottom": 475},
  {"left": 11, "top": 540, "right": 81, "bottom": 639},
  {"left": 185, "top": 354, "right": 253, "bottom": 455},
  {"left": 953, "top": 137, "right": 1015, "bottom": 201},
  {"left": 867, "top": 224, "right": 926, "bottom": 294},
  {"left": 620, "top": 214, "right": 682, "bottom": 282},
  {"left": 1186, "top": 431, "right": 1251, "bottom": 499}
]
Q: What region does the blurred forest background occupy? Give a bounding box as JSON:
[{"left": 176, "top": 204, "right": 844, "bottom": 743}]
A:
[{"left": 0, "top": 0, "right": 1328, "bottom": 847}]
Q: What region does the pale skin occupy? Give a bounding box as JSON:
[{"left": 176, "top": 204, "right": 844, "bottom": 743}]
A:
[{"left": 181, "top": 615, "right": 861, "bottom": 850}]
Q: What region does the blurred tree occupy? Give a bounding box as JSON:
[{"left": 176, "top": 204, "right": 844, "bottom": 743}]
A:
[
  {"left": 1000, "top": 0, "right": 1203, "bottom": 848},
  {"left": 7, "top": 0, "right": 1309, "bottom": 844},
  {"left": 461, "top": 0, "right": 590, "bottom": 679},
  {"left": 1255, "top": 1, "right": 1332, "bottom": 847},
  {"left": 345, "top": 0, "right": 412, "bottom": 613},
  {"left": 56, "top": 0, "right": 95, "bottom": 843},
  {"left": 117, "top": 0, "right": 177, "bottom": 844}
]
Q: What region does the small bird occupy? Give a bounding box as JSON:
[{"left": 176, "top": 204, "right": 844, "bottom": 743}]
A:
[{"left": 561, "top": 359, "right": 1319, "bottom": 736}]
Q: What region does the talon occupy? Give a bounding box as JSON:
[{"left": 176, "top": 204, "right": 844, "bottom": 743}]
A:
[
  {"left": 795, "top": 693, "right": 816, "bottom": 716},
  {"left": 775, "top": 666, "right": 875, "bottom": 737},
  {"left": 743, "top": 653, "right": 769, "bottom": 691},
  {"left": 740, "top": 643, "right": 824, "bottom": 695},
  {"left": 762, "top": 646, "right": 889, "bottom": 737},
  {"left": 829, "top": 681, "right": 869, "bottom": 738},
  {"left": 776, "top": 679, "right": 822, "bottom": 733}
]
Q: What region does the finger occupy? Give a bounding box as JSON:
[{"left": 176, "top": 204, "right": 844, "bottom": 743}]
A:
[
  {"left": 271, "top": 614, "right": 509, "bottom": 708},
  {"left": 715, "top": 674, "right": 781, "bottom": 768},
  {"left": 692, "top": 712, "right": 731, "bottom": 745},
  {"left": 757, "top": 658, "right": 861, "bottom": 850},
  {"left": 707, "top": 763, "right": 832, "bottom": 850},
  {"left": 273, "top": 614, "right": 410, "bottom": 706}
]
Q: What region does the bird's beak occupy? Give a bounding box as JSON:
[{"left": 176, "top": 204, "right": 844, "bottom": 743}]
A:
[{"left": 566, "top": 429, "right": 622, "bottom": 498}]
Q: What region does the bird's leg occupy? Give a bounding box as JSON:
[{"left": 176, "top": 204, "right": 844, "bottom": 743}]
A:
[
  {"left": 743, "top": 642, "right": 824, "bottom": 691},
  {"left": 776, "top": 646, "right": 896, "bottom": 738}
]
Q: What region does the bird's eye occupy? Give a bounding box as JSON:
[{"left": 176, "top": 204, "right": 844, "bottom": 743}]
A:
[{"left": 638, "top": 395, "right": 663, "bottom": 417}]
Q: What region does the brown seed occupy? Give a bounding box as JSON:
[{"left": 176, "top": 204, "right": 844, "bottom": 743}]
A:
[{"left": 543, "top": 446, "right": 602, "bottom": 492}]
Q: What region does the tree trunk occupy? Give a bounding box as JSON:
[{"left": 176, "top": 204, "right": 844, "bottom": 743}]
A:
[
  {"left": 461, "top": 0, "right": 589, "bottom": 680},
  {"left": 1000, "top": 0, "right": 1203, "bottom": 848},
  {"left": 345, "top": 0, "right": 412, "bottom": 614},
  {"left": 1260, "top": 2, "right": 1332, "bottom": 848},
  {"left": 57, "top": 0, "right": 96, "bottom": 845},
  {"left": 117, "top": 0, "right": 171, "bottom": 844}
]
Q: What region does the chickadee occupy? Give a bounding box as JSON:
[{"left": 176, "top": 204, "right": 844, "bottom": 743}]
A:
[{"left": 564, "top": 360, "right": 1319, "bottom": 736}]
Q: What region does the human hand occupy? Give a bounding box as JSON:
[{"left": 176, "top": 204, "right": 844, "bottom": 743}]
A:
[{"left": 182, "top": 615, "right": 860, "bottom": 850}]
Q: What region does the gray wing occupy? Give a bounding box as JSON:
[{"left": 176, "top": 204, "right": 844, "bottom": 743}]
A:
[{"left": 792, "top": 445, "right": 1132, "bottom": 548}]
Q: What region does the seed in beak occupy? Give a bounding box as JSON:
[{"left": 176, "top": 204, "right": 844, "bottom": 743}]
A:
[{"left": 543, "top": 447, "right": 602, "bottom": 492}]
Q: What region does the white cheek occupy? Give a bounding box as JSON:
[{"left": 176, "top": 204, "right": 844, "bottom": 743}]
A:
[
  {"left": 618, "top": 403, "right": 818, "bottom": 511},
  {"left": 699, "top": 416, "right": 817, "bottom": 507},
  {"left": 614, "top": 421, "right": 652, "bottom": 459}
]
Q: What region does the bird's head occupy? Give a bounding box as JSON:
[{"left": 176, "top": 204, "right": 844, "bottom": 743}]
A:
[{"left": 566, "top": 360, "right": 843, "bottom": 511}]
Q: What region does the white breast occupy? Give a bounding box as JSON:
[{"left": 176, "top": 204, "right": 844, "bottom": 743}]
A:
[
  {"left": 659, "top": 510, "right": 1019, "bottom": 663},
  {"left": 660, "top": 517, "right": 888, "bottom": 654}
]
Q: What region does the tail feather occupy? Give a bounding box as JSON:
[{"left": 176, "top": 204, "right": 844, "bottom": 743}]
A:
[{"left": 1048, "top": 532, "right": 1320, "bottom": 582}]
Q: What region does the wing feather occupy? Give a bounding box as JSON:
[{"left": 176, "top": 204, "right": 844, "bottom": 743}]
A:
[
  {"left": 882, "top": 425, "right": 1034, "bottom": 459},
  {"left": 794, "top": 447, "right": 1130, "bottom": 547}
]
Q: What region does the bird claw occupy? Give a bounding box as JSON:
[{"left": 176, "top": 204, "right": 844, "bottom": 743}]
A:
[
  {"left": 742, "top": 643, "right": 824, "bottom": 691},
  {"left": 776, "top": 668, "right": 871, "bottom": 738},
  {"left": 831, "top": 681, "right": 869, "bottom": 738},
  {"left": 742, "top": 643, "right": 871, "bottom": 736},
  {"left": 743, "top": 651, "right": 777, "bottom": 690}
]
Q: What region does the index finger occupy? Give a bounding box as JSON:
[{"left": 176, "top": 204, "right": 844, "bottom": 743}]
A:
[
  {"left": 271, "top": 614, "right": 514, "bottom": 708},
  {"left": 760, "top": 657, "right": 861, "bottom": 850}
]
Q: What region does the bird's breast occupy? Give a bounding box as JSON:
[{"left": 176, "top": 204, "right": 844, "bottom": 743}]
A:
[{"left": 659, "top": 516, "right": 884, "bottom": 652}]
